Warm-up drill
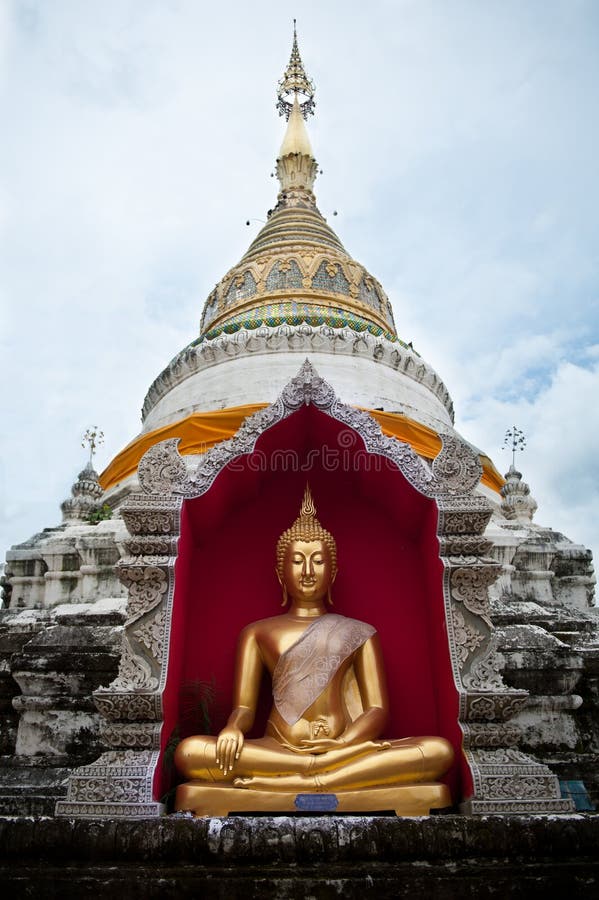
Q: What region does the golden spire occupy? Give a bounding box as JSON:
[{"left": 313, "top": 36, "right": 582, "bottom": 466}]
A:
[
  {"left": 279, "top": 95, "right": 314, "bottom": 158},
  {"left": 275, "top": 22, "right": 318, "bottom": 199},
  {"left": 277, "top": 20, "right": 315, "bottom": 120}
]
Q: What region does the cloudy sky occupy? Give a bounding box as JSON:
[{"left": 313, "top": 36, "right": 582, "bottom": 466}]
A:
[{"left": 1, "top": 0, "right": 598, "bottom": 576}]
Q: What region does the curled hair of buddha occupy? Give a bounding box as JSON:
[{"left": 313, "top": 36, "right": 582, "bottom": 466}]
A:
[{"left": 276, "top": 484, "right": 338, "bottom": 578}]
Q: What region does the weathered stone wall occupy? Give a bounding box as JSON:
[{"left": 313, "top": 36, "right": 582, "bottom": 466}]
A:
[
  {"left": 0, "top": 599, "right": 125, "bottom": 815},
  {"left": 2, "top": 516, "right": 127, "bottom": 610},
  {"left": 487, "top": 516, "right": 598, "bottom": 807},
  {"left": 0, "top": 814, "right": 597, "bottom": 898}
]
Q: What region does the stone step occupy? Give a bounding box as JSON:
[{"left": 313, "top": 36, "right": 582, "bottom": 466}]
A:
[
  {"left": 0, "top": 771, "right": 71, "bottom": 790},
  {"left": 0, "top": 761, "right": 70, "bottom": 815},
  {"left": 0, "top": 793, "right": 63, "bottom": 816},
  {"left": 0, "top": 814, "right": 597, "bottom": 898}
]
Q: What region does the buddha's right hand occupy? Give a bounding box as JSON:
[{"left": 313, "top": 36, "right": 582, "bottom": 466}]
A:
[{"left": 216, "top": 726, "right": 244, "bottom": 775}]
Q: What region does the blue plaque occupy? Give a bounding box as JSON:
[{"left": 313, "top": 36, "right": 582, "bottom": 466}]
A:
[{"left": 294, "top": 793, "right": 339, "bottom": 812}]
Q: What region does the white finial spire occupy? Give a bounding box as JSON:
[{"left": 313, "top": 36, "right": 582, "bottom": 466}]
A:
[
  {"left": 279, "top": 95, "right": 314, "bottom": 158},
  {"left": 275, "top": 23, "right": 318, "bottom": 203}
]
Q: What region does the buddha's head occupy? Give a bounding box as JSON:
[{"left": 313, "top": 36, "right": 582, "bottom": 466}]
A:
[{"left": 276, "top": 486, "right": 338, "bottom": 605}]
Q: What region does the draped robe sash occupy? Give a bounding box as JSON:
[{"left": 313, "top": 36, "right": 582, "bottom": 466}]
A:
[{"left": 272, "top": 613, "right": 376, "bottom": 726}]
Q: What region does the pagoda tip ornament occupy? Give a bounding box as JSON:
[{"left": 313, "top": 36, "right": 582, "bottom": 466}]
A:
[
  {"left": 277, "top": 20, "right": 315, "bottom": 120},
  {"left": 500, "top": 464, "right": 538, "bottom": 522}
]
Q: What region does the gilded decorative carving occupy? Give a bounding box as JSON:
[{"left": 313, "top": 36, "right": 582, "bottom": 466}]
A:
[{"left": 211, "top": 246, "right": 394, "bottom": 335}]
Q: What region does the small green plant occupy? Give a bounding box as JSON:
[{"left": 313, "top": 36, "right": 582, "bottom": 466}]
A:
[
  {"left": 161, "top": 677, "right": 218, "bottom": 810},
  {"left": 87, "top": 503, "right": 113, "bottom": 525}
]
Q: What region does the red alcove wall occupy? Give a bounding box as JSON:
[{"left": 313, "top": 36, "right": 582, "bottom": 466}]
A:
[{"left": 156, "top": 405, "right": 472, "bottom": 803}]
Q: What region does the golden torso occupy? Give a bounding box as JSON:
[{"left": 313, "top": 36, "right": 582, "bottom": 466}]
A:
[{"left": 244, "top": 614, "right": 357, "bottom": 746}]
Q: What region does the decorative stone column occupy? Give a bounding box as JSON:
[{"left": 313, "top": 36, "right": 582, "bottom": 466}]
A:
[
  {"left": 57, "top": 362, "right": 572, "bottom": 817},
  {"left": 56, "top": 498, "right": 180, "bottom": 817}
]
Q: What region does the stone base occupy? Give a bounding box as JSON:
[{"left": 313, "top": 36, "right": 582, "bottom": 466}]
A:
[
  {"left": 175, "top": 781, "right": 452, "bottom": 817},
  {"left": 1, "top": 814, "right": 598, "bottom": 898},
  {"left": 54, "top": 750, "right": 162, "bottom": 819}
]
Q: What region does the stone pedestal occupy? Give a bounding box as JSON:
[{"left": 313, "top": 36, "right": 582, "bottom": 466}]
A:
[{"left": 175, "top": 782, "right": 452, "bottom": 818}]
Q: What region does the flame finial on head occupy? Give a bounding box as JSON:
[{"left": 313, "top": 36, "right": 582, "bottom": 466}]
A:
[
  {"left": 276, "top": 484, "right": 338, "bottom": 578},
  {"left": 300, "top": 483, "right": 317, "bottom": 519}
]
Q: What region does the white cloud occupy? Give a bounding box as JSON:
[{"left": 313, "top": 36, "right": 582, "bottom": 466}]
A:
[{"left": 458, "top": 357, "right": 599, "bottom": 566}]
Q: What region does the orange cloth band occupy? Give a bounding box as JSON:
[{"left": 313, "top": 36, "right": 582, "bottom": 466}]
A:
[{"left": 99, "top": 404, "right": 504, "bottom": 494}]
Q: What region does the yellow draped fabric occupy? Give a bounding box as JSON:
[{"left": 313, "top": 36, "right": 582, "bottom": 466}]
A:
[
  {"left": 358, "top": 409, "right": 503, "bottom": 492},
  {"left": 99, "top": 404, "right": 504, "bottom": 494}
]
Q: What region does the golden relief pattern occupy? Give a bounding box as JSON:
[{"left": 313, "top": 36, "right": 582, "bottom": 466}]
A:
[{"left": 201, "top": 242, "right": 396, "bottom": 338}]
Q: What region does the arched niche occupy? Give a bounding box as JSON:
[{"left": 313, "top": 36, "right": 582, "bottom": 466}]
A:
[
  {"left": 58, "top": 362, "right": 571, "bottom": 819},
  {"left": 158, "top": 404, "right": 467, "bottom": 803}
]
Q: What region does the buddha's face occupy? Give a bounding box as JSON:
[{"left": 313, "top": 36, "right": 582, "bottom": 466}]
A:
[{"left": 280, "top": 539, "right": 336, "bottom": 604}]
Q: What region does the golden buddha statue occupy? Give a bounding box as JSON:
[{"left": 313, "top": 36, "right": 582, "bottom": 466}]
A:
[{"left": 174, "top": 487, "right": 454, "bottom": 816}]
